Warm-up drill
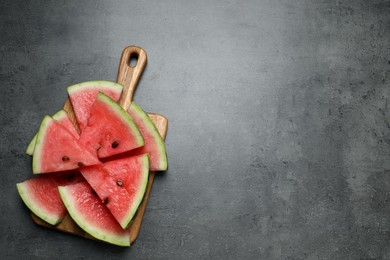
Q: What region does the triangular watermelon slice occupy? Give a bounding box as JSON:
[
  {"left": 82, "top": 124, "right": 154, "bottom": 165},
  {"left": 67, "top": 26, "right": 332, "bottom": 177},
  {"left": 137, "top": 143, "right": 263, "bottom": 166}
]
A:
[
  {"left": 127, "top": 102, "right": 168, "bottom": 171},
  {"left": 67, "top": 81, "right": 123, "bottom": 132},
  {"left": 58, "top": 182, "right": 131, "bottom": 246},
  {"left": 16, "top": 171, "right": 84, "bottom": 225},
  {"left": 79, "top": 93, "right": 144, "bottom": 158},
  {"left": 32, "top": 116, "right": 100, "bottom": 174},
  {"left": 79, "top": 154, "right": 149, "bottom": 229},
  {"left": 26, "top": 110, "right": 79, "bottom": 156}
]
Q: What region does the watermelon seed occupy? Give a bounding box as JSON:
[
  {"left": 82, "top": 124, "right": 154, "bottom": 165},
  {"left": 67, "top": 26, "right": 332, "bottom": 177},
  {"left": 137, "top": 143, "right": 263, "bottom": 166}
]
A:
[
  {"left": 112, "top": 141, "right": 119, "bottom": 148},
  {"left": 97, "top": 146, "right": 101, "bottom": 151},
  {"left": 102, "top": 197, "right": 109, "bottom": 204},
  {"left": 62, "top": 156, "right": 70, "bottom": 161},
  {"left": 77, "top": 162, "right": 84, "bottom": 167},
  {"left": 67, "top": 175, "right": 75, "bottom": 181},
  {"left": 117, "top": 180, "right": 123, "bottom": 187}
]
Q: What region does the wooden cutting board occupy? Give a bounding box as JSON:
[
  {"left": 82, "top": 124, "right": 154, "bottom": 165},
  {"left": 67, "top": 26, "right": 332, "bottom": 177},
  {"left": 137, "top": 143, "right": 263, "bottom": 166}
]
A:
[{"left": 31, "top": 46, "right": 168, "bottom": 245}]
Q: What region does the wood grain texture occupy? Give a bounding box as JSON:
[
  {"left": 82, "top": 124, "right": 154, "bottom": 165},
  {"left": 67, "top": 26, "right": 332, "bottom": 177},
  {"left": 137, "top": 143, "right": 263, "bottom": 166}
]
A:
[
  {"left": 32, "top": 46, "right": 168, "bottom": 245},
  {"left": 116, "top": 46, "right": 147, "bottom": 111}
]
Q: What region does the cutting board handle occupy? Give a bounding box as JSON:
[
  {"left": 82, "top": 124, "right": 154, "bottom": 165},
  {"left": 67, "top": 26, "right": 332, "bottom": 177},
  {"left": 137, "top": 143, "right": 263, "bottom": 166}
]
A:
[{"left": 116, "top": 46, "right": 147, "bottom": 110}]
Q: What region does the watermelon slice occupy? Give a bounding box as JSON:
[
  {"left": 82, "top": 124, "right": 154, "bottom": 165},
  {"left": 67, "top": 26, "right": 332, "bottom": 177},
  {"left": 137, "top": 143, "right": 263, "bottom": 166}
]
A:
[
  {"left": 26, "top": 110, "right": 79, "bottom": 156},
  {"left": 16, "top": 171, "right": 83, "bottom": 225},
  {"left": 20, "top": 77, "right": 168, "bottom": 246},
  {"left": 67, "top": 81, "right": 123, "bottom": 132},
  {"left": 127, "top": 102, "right": 168, "bottom": 171},
  {"left": 79, "top": 154, "right": 149, "bottom": 229},
  {"left": 58, "top": 182, "right": 131, "bottom": 246},
  {"left": 79, "top": 93, "right": 144, "bottom": 158},
  {"left": 32, "top": 116, "right": 100, "bottom": 174}
]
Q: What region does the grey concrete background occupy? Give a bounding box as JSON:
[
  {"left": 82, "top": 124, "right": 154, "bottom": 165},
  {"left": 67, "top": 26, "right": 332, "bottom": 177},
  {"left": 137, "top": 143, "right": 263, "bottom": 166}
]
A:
[{"left": 1, "top": 0, "right": 390, "bottom": 259}]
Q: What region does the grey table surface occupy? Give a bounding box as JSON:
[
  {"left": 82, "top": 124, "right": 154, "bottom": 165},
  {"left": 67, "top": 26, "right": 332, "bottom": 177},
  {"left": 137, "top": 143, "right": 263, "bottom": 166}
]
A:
[{"left": 1, "top": 0, "right": 390, "bottom": 259}]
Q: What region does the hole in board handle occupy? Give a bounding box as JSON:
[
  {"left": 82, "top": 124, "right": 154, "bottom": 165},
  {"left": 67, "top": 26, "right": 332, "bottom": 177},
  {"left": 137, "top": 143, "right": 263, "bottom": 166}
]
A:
[{"left": 128, "top": 53, "right": 138, "bottom": 68}]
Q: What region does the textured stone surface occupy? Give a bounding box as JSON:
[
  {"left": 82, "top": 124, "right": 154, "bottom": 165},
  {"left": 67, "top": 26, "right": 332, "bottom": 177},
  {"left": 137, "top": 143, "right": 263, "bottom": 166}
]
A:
[{"left": 1, "top": 0, "right": 390, "bottom": 259}]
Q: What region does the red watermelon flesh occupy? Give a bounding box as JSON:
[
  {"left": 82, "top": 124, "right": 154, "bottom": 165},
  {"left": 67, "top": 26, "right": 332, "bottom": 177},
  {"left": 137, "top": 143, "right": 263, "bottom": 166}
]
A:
[
  {"left": 58, "top": 182, "right": 131, "bottom": 246},
  {"left": 80, "top": 154, "right": 149, "bottom": 229},
  {"left": 127, "top": 102, "right": 168, "bottom": 171},
  {"left": 67, "top": 81, "right": 123, "bottom": 132},
  {"left": 26, "top": 110, "right": 79, "bottom": 156},
  {"left": 32, "top": 116, "right": 101, "bottom": 174},
  {"left": 16, "top": 171, "right": 84, "bottom": 225},
  {"left": 79, "top": 92, "right": 144, "bottom": 159},
  {"left": 52, "top": 109, "right": 79, "bottom": 138}
]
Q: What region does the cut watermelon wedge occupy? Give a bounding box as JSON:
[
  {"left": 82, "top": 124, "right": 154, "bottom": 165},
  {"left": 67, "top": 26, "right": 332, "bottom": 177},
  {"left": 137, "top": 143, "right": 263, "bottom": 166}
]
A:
[
  {"left": 26, "top": 110, "right": 79, "bottom": 156},
  {"left": 67, "top": 81, "right": 123, "bottom": 132},
  {"left": 80, "top": 154, "right": 149, "bottom": 229},
  {"left": 58, "top": 182, "right": 131, "bottom": 247},
  {"left": 127, "top": 103, "right": 168, "bottom": 171},
  {"left": 32, "top": 116, "right": 101, "bottom": 174},
  {"left": 16, "top": 171, "right": 83, "bottom": 225},
  {"left": 79, "top": 93, "right": 144, "bottom": 158}
]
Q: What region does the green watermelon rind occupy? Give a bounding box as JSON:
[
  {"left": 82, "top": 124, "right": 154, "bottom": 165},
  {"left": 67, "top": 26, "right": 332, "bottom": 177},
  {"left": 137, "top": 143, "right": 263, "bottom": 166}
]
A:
[
  {"left": 16, "top": 182, "right": 63, "bottom": 226},
  {"left": 67, "top": 80, "right": 123, "bottom": 97},
  {"left": 26, "top": 110, "right": 72, "bottom": 156},
  {"left": 123, "top": 153, "right": 150, "bottom": 228},
  {"left": 58, "top": 185, "right": 131, "bottom": 247},
  {"left": 32, "top": 116, "right": 52, "bottom": 174},
  {"left": 26, "top": 136, "right": 36, "bottom": 156},
  {"left": 96, "top": 92, "right": 144, "bottom": 149},
  {"left": 129, "top": 102, "right": 168, "bottom": 171}
]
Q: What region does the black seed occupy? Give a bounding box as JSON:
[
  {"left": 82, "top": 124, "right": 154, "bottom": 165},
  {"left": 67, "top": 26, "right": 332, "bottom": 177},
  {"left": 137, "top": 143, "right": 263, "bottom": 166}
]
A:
[
  {"left": 112, "top": 141, "right": 119, "bottom": 148},
  {"left": 117, "top": 180, "right": 123, "bottom": 187},
  {"left": 77, "top": 162, "right": 84, "bottom": 167},
  {"left": 102, "top": 197, "right": 109, "bottom": 204},
  {"left": 67, "top": 175, "right": 75, "bottom": 182},
  {"left": 97, "top": 146, "right": 101, "bottom": 151},
  {"left": 62, "top": 156, "right": 70, "bottom": 161},
  {"left": 91, "top": 189, "right": 97, "bottom": 196}
]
